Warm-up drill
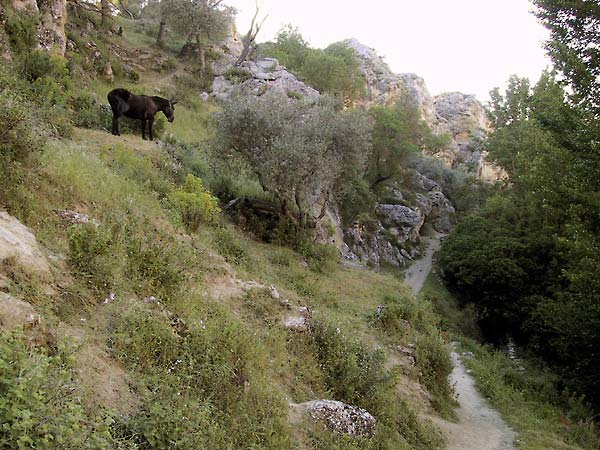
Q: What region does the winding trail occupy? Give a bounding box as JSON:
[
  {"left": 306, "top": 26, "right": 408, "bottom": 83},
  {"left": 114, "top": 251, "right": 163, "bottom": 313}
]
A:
[{"left": 405, "top": 233, "right": 516, "bottom": 450}]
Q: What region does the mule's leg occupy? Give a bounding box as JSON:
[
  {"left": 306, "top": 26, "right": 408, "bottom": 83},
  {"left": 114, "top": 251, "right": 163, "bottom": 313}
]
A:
[
  {"left": 112, "top": 115, "right": 120, "bottom": 136},
  {"left": 141, "top": 119, "right": 147, "bottom": 140},
  {"left": 148, "top": 119, "right": 154, "bottom": 141}
]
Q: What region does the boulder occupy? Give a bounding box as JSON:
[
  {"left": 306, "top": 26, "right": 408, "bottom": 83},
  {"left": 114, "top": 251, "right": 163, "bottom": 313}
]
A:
[
  {"left": 284, "top": 316, "right": 309, "bottom": 332},
  {"left": 0, "top": 211, "right": 51, "bottom": 277},
  {"left": 0, "top": 292, "right": 39, "bottom": 331},
  {"left": 292, "top": 400, "right": 376, "bottom": 438},
  {"left": 210, "top": 57, "right": 320, "bottom": 102}
]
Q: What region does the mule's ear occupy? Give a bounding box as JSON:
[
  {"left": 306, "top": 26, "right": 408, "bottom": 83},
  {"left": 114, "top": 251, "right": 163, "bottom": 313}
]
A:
[{"left": 171, "top": 99, "right": 179, "bottom": 105}]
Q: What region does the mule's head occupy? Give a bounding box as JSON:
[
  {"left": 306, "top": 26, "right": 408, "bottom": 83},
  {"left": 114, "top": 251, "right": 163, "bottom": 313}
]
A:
[{"left": 162, "top": 99, "right": 178, "bottom": 123}]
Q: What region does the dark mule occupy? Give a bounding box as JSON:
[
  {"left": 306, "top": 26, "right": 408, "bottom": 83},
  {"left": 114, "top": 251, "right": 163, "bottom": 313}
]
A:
[{"left": 107, "top": 88, "right": 178, "bottom": 140}]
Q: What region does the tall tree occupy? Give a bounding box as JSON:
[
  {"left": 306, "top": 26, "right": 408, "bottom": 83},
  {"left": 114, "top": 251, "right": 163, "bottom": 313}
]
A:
[{"left": 534, "top": 0, "right": 600, "bottom": 112}]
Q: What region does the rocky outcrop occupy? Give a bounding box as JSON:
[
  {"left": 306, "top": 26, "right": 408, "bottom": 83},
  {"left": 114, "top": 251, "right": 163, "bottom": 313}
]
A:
[
  {"left": 344, "top": 38, "right": 435, "bottom": 123},
  {"left": 344, "top": 38, "right": 506, "bottom": 182},
  {"left": 210, "top": 57, "right": 320, "bottom": 102},
  {"left": 0, "top": 211, "right": 51, "bottom": 278},
  {"left": 10, "top": 0, "right": 68, "bottom": 56},
  {"left": 344, "top": 171, "right": 455, "bottom": 267},
  {"left": 292, "top": 400, "right": 376, "bottom": 438}
]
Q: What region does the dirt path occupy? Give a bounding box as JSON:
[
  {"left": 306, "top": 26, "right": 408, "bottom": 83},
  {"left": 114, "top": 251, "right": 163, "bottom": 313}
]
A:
[
  {"left": 405, "top": 233, "right": 517, "bottom": 450},
  {"left": 404, "top": 231, "right": 443, "bottom": 294}
]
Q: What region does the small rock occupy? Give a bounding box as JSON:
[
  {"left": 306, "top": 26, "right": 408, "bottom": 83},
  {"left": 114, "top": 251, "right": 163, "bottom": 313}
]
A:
[
  {"left": 280, "top": 299, "right": 291, "bottom": 309},
  {"left": 55, "top": 209, "right": 98, "bottom": 226},
  {"left": 462, "top": 351, "right": 475, "bottom": 358},
  {"left": 298, "top": 306, "right": 312, "bottom": 318},
  {"left": 269, "top": 285, "right": 280, "bottom": 299},
  {"left": 284, "top": 316, "right": 309, "bottom": 332},
  {"left": 293, "top": 399, "right": 376, "bottom": 438}
]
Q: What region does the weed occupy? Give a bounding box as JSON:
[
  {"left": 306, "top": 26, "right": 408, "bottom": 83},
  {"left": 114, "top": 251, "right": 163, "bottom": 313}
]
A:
[
  {"left": 223, "top": 66, "right": 252, "bottom": 84},
  {"left": 168, "top": 174, "right": 221, "bottom": 231}
]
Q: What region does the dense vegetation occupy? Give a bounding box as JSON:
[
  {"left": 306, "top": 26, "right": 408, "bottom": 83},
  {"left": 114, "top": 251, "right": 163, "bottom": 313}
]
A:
[
  {"left": 0, "top": 2, "right": 457, "bottom": 449},
  {"left": 439, "top": 1, "right": 600, "bottom": 410}
]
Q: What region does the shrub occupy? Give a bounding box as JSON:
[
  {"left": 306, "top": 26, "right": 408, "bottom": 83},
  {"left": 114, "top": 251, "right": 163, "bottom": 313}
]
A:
[
  {"left": 223, "top": 66, "right": 252, "bottom": 84},
  {"left": 0, "top": 330, "right": 114, "bottom": 448},
  {"left": 0, "top": 90, "right": 43, "bottom": 162},
  {"left": 372, "top": 294, "right": 418, "bottom": 338},
  {"left": 310, "top": 319, "right": 389, "bottom": 405},
  {"left": 286, "top": 89, "right": 303, "bottom": 100},
  {"left": 108, "top": 308, "right": 180, "bottom": 371},
  {"left": 169, "top": 174, "right": 221, "bottom": 231},
  {"left": 4, "top": 8, "right": 37, "bottom": 54},
  {"left": 212, "top": 227, "right": 248, "bottom": 265},
  {"left": 69, "top": 91, "right": 112, "bottom": 129},
  {"left": 415, "top": 329, "right": 455, "bottom": 414},
  {"left": 67, "top": 223, "right": 119, "bottom": 293}
]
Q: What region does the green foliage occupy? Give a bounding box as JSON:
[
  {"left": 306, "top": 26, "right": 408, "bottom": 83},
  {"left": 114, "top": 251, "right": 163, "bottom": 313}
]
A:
[
  {"left": 442, "top": 71, "right": 600, "bottom": 407},
  {"left": 108, "top": 305, "right": 291, "bottom": 449},
  {"left": 0, "top": 330, "right": 114, "bottom": 448},
  {"left": 308, "top": 319, "right": 445, "bottom": 449},
  {"left": 415, "top": 330, "right": 455, "bottom": 415},
  {"left": 534, "top": 0, "right": 600, "bottom": 112},
  {"left": 69, "top": 91, "right": 111, "bottom": 129},
  {"left": 260, "top": 26, "right": 365, "bottom": 103},
  {"left": 99, "top": 143, "right": 174, "bottom": 198},
  {"left": 214, "top": 91, "right": 372, "bottom": 229},
  {"left": 223, "top": 66, "right": 252, "bottom": 84},
  {"left": 169, "top": 174, "right": 221, "bottom": 231},
  {"left": 368, "top": 97, "right": 444, "bottom": 187},
  {"left": 172, "top": 72, "right": 211, "bottom": 106},
  {"left": 3, "top": 8, "right": 37, "bottom": 54},
  {"left": 118, "top": 383, "right": 224, "bottom": 449},
  {"left": 68, "top": 223, "right": 119, "bottom": 293},
  {"left": 459, "top": 338, "right": 600, "bottom": 450},
  {"left": 212, "top": 227, "right": 248, "bottom": 265},
  {"left": 372, "top": 294, "right": 420, "bottom": 338},
  {"left": 310, "top": 318, "right": 389, "bottom": 405}
]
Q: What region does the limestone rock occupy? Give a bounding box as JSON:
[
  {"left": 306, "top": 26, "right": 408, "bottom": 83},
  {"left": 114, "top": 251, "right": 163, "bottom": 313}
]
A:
[
  {"left": 284, "top": 316, "right": 309, "bottom": 332},
  {"left": 211, "top": 57, "right": 320, "bottom": 102},
  {"left": 343, "top": 38, "right": 435, "bottom": 122},
  {"left": 0, "top": 211, "right": 51, "bottom": 277},
  {"left": 293, "top": 400, "right": 376, "bottom": 438},
  {"left": 377, "top": 204, "right": 424, "bottom": 242},
  {"left": 0, "top": 292, "right": 39, "bottom": 331}
]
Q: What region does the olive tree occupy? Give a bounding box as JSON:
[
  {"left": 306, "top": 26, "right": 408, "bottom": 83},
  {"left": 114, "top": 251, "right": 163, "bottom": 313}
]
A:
[{"left": 214, "top": 92, "right": 372, "bottom": 228}]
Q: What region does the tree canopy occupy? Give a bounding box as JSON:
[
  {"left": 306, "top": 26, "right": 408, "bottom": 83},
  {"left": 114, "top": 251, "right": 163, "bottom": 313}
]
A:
[{"left": 214, "top": 92, "right": 372, "bottom": 228}]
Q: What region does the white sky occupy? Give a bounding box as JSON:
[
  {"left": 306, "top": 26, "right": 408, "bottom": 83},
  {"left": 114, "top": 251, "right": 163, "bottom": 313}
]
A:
[{"left": 226, "top": 0, "right": 552, "bottom": 102}]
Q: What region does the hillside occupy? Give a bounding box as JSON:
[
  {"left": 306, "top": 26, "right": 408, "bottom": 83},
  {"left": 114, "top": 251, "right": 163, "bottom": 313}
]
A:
[{"left": 1, "top": 1, "right": 599, "bottom": 449}]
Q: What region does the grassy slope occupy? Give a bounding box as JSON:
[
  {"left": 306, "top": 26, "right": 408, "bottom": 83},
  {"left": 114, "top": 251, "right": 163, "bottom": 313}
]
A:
[
  {"left": 0, "top": 18, "right": 458, "bottom": 450},
  {"left": 419, "top": 273, "right": 600, "bottom": 450}
]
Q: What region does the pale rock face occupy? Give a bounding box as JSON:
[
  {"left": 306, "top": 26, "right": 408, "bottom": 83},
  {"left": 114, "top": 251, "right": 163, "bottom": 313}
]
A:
[
  {"left": 292, "top": 400, "right": 376, "bottom": 438},
  {"left": 211, "top": 57, "right": 320, "bottom": 102},
  {"left": 344, "top": 171, "right": 455, "bottom": 267},
  {"left": 344, "top": 38, "right": 505, "bottom": 181},
  {"left": 343, "top": 38, "right": 435, "bottom": 122},
  {"left": 0, "top": 211, "right": 51, "bottom": 277}
]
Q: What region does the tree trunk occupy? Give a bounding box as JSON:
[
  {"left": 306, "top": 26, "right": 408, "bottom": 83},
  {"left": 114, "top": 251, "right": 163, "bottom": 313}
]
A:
[
  {"left": 196, "top": 34, "right": 205, "bottom": 73},
  {"left": 156, "top": 20, "right": 166, "bottom": 47},
  {"left": 100, "top": 0, "right": 110, "bottom": 29}
]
